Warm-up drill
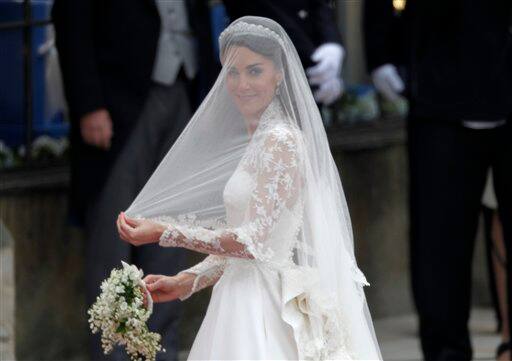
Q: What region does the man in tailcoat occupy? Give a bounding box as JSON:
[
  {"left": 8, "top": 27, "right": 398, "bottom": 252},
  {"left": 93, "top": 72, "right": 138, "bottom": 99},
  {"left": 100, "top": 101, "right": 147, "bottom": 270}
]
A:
[
  {"left": 364, "top": 1, "right": 512, "bottom": 359},
  {"left": 52, "top": 1, "right": 215, "bottom": 359}
]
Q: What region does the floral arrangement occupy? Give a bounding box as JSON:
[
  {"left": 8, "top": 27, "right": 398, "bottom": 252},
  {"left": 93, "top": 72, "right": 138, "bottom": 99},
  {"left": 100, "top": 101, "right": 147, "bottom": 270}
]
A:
[
  {"left": 31, "top": 135, "right": 69, "bottom": 161},
  {"left": 0, "top": 135, "right": 70, "bottom": 169},
  {"left": 87, "top": 261, "right": 164, "bottom": 361}
]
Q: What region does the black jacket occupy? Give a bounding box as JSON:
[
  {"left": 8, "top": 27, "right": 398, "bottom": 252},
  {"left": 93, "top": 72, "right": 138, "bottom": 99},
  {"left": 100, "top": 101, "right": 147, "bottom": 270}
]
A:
[
  {"left": 364, "top": 0, "right": 512, "bottom": 121},
  {"left": 52, "top": 0, "right": 214, "bottom": 222},
  {"left": 52, "top": 0, "right": 215, "bottom": 121},
  {"left": 223, "top": 0, "right": 343, "bottom": 69}
]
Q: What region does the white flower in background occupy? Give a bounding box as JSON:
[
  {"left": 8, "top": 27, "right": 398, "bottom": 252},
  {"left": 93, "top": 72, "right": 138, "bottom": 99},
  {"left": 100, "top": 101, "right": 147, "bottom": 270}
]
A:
[
  {"left": 87, "top": 261, "right": 163, "bottom": 361},
  {"left": 0, "top": 141, "right": 15, "bottom": 168},
  {"left": 31, "top": 135, "right": 69, "bottom": 159}
]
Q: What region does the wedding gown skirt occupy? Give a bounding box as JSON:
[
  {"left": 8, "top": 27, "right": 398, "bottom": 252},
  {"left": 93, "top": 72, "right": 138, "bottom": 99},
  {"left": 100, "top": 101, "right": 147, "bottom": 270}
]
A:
[{"left": 187, "top": 258, "right": 299, "bottom": 360}]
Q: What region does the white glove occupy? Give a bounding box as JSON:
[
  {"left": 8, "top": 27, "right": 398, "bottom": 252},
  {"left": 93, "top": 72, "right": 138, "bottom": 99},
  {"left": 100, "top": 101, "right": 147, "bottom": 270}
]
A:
[
  {"left": 307, "top": 43, "right": 345, "bottom": 104},
  {"left": 313, "top": 77, "right": 344, "bottom": 105},
  {"left": 371, "top": 64, "right": 405, "bottom": 102},
  {"left": 306, "top": 43, "right": 345, "bottom": 85}
]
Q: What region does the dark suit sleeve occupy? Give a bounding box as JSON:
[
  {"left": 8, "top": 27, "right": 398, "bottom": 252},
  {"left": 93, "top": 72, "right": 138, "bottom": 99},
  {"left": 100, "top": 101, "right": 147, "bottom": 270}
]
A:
[
  {"left": 309, "top": 0, "right": 343, "bottom": 46},
  {"left": 52, "top": 0, "right": 105, "bottom": 120},
  {"left": 187, "top": 0, "right": 219, "bottom": 91},
  {"left": 363, "top": 0, "right": 396, "bottom": 72}
]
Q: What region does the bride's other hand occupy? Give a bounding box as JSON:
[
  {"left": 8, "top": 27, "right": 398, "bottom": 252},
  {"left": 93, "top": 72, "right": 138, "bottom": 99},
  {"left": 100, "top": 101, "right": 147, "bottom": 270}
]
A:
[
  {"left": 143, "top": 273, "right": 195, "bottom": 303},
  {"left": 116, "top": 212, "right": 166, "bottom": 246}
]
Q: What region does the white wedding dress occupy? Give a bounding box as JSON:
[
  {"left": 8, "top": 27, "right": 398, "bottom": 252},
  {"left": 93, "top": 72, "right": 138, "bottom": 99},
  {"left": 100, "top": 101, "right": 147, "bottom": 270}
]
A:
[
  {"left": 129, "top": 17, "right": 381, "bottom": 361},
  {"left": 158, "top": 102, "right": 353, "bottom": 360}
]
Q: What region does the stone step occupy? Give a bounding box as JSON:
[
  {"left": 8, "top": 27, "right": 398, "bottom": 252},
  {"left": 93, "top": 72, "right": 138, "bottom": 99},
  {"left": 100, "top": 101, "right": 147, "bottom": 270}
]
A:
[{"left": 376, "top": 308, "right": 500, "bottom": 361}]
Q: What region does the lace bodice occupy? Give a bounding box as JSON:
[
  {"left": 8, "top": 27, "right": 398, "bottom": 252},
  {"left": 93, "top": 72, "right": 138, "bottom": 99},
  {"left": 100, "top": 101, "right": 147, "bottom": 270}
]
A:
[{"left": 158, "top": 101, "right": 304, "bottom": 299}]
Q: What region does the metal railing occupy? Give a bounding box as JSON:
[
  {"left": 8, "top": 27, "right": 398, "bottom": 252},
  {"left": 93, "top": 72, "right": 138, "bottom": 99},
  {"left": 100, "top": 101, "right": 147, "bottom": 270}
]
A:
[{"left": 0, "top": 0, "right": 53, "bottom": 167}]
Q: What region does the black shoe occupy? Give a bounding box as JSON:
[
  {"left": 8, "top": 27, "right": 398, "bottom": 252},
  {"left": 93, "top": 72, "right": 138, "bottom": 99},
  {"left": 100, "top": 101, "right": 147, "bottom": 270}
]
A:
[{"left": 497, "top": 341, "right": 512, "bottom": 359}]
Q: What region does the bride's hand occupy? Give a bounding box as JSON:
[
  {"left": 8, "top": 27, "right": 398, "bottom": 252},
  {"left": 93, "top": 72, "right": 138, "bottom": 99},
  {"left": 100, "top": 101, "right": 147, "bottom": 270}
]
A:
[
  {"left": 117, "top": 212, "right": 166, "bottom": 246},
  {"left": 143, "top": 273, "right": 195, "bottom": 303}
]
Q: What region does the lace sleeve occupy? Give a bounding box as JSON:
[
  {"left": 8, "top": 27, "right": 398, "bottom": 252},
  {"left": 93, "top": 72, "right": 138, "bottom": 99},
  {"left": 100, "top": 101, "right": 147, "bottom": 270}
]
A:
[
  {"left": 159, "top": 126, "right": 302, "bottom": 261},
  {"left": 176, "top": 255, "right": 227, "bottom": 301}
]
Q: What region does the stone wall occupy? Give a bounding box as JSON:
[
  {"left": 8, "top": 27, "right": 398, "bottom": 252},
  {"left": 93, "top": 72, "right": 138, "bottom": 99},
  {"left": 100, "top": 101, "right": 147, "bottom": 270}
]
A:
[
  {"left": 0, "top": 187, "right": 88, "bottom": 360},
  {"left": 335, "top": 145, "right": 412, "bottom": 317}
]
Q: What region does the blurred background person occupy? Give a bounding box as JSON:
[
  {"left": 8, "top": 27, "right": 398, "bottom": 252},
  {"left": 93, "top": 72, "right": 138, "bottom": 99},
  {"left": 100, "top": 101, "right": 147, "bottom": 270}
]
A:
[
  {"left": 222, "top": 0, "right": 345, "bottom": 106},
  {"left": 482, "top": 171, "right": 509, "bottom": 360},
  {"left": 364, "top": 1, "right": 512, "bottom": 360},
  {"left": 52, "top": 0, "right": 214, "bottom": 359}
]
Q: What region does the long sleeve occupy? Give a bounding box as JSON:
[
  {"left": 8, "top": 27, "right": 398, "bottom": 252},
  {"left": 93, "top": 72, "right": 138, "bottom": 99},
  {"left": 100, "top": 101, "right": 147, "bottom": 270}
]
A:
[
  {"left": 363, "top": 0, "right": 400, "bottom": 72},
  {"left": 159, "top": 125, "right": 302, "bottom": 262},
  {"left": 177, "top": 255, "right": 227, "bottom": 300},
  {"left": 52, "top": 0, "right": 105, "bottom": 119},
  {"left": 310, "top": 0, "right": 343, "bottom": 46}
]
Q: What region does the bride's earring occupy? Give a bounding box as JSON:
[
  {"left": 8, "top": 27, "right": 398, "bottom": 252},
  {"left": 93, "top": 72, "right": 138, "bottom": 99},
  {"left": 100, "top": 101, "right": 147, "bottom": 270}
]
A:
[{"left": 275, "top": 82, "right": 281, "bottom": 95}]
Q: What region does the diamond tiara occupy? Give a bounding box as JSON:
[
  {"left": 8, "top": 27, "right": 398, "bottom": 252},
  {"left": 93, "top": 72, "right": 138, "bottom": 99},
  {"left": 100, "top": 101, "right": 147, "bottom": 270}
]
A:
[{"left": 219, "top": 21, "right": 285, "bottom": 48}]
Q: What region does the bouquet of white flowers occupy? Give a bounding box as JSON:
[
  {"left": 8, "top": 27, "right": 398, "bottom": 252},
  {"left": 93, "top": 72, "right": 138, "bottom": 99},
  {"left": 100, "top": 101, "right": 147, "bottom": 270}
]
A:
[{"left": 88, "top": 261, "right": 164, "bottom": 361}]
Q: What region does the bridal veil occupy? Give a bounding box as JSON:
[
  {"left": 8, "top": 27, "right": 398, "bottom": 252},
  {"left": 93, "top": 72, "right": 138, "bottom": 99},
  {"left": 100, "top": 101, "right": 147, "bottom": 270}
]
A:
[{"left": 126, "top": 16, "right": 381, "bottom": 360}]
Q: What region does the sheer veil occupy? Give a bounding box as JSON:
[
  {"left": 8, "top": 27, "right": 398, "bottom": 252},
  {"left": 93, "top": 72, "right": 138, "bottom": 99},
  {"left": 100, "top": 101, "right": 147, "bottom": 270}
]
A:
[{"left": 126, "top": 16, "right": 381, "bottom": 360}]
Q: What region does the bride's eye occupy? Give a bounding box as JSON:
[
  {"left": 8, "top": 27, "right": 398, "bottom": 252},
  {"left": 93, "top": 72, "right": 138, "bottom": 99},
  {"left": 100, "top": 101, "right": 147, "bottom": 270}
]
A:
[
  {"left": 248, "top": 67, "right": 263, "bottom": 77},
  {"left": 227, "top": 68, "right": 239, "bottom": 78}
]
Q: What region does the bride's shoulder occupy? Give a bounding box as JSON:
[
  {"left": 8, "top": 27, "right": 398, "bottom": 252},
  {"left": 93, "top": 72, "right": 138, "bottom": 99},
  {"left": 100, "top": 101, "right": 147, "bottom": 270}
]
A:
[
  {"left": 257, "top": 122, "right": 304, "bottom": 162},
  {"left": 264, "top": 121, "right": 303, "bottom": 147},
  {"left": 260, "top": 102, "right": 302, "bottom": 139},
  {"left": 257, "top": 102, "right": 304, "bottom": 151}
]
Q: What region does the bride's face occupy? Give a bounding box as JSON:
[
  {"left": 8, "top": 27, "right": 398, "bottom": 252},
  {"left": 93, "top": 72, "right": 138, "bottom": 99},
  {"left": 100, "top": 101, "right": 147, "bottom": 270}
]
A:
[{"left": 224, "top": 46, "right": 283, "bottom": 120}]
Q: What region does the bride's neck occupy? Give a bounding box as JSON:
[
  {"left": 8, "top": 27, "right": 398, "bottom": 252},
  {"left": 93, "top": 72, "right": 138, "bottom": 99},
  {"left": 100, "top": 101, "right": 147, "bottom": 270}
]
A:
[
  {"left": 243, "top": 100, "right": 276, "bottom": 136},
  {"left": 245, "top": 118, "right": 258, "bottom": 136},
  {"left": 244, "top": 110, "right": 265, "bottom": 136}
]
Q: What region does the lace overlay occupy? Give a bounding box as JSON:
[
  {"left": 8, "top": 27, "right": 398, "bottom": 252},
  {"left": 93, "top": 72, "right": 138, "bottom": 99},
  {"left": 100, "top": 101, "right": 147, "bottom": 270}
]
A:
[
  {"left": 177, "top": 255, "right": 227, "bottom": 301},
  {"left": 280, "top": 265, "right": 354, "bottom": 360}
]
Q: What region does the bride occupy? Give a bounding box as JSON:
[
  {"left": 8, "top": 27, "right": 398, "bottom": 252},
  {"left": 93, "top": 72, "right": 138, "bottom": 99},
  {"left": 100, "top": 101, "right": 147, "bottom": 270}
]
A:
[{"left": 116, "top": 16, "right": 381, "bottom": 360}]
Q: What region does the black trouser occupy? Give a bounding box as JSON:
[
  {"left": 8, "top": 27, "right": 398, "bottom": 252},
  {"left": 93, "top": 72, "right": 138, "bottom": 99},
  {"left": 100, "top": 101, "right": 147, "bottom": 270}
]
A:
[
  {"left": 85, "top": 79, "right": 191, "bottom": 361},
  {"left": 408, "top": 118, "right": 512, "bottom": 361}
]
